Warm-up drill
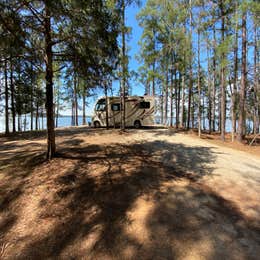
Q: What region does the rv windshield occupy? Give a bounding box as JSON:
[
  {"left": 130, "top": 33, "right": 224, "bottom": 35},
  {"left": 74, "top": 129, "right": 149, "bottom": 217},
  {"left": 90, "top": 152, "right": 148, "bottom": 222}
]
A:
[{"left": 95, "top": 99, "right": 106, "bottom": 111}]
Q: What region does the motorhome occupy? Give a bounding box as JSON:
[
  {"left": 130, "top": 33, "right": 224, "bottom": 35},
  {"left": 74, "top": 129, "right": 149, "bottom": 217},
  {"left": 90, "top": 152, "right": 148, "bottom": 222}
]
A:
[{"left": 92, "top": 96, "right": 155, "bottom": 128}]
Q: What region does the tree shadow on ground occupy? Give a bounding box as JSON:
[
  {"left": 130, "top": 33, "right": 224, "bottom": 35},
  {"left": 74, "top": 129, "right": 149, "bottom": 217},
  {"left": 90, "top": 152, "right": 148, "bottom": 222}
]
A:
[
  {"left": 3, "top": 139, "right": 257, "bottom": 259},
  {"left": 0, "top": 139, "right": 46, "bottom": 252}
]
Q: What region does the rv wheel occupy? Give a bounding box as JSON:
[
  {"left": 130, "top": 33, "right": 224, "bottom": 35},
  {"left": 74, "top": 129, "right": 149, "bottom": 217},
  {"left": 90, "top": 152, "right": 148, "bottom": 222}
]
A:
[
  {"left": 94, "top": 121, "right": 101, "bottom": 128},
  {"left": 134, "top": 120, "right": 141, "bottom": 129}
]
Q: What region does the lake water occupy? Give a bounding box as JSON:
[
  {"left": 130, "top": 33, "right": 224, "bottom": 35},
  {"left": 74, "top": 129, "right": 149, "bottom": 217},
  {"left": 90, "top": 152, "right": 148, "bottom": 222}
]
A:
[
  {"left": 0, "top": 115, "right": 254, "bottom": 133},
  {"left": 0, "top": 115, "right": 92, "bottom": 133}
]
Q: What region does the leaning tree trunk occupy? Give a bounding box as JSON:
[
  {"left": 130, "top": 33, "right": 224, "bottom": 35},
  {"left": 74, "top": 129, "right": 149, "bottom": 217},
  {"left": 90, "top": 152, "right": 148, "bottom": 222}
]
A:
[
  {"left": 44, "top": 2, "right": 55, "bottom": 159},
  {"left": 237, "top": 11, "right": 247, "bottom": 142}
]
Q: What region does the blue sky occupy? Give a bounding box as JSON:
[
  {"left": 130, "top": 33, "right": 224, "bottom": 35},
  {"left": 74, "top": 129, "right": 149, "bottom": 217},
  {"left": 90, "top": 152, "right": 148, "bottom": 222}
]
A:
[{"left": 73, "top": 2, "right": 145, "bottom": 116}]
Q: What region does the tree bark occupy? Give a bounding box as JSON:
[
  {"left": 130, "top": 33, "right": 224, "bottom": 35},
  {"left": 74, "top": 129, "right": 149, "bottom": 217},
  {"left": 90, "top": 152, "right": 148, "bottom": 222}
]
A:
[
  {"left": 161, "top": 89, "right": 164, "bottom": 124},
  {"left": 220, "top": 0, "right": 226, "bottom": 141},
  {"left": 197, "top": 28, "right": 201, "bottom": 137},
  {"left": 237, "top": 11, "right": 247, "bottom": 142},
  {"left": 177, "top": 72, "right": 181, "bottom": 129},
  {"left": 30, "top": 62, "right": 34, "bottom": 131},
  {"left": 4, "top": 59, "right": 9, "bottom": 135},
  {"left": 36, "top": 101, "right": 39, "bottom": 130},
  {"left": 74, "top": 73, "right": 78, "bottom": 126},
  {"left": 174, "top": 69, "right": 178, "bottom": 128},
  {"left": 170, "top": 63, "right": 173, "bottom": 127},
  {"left": 105, "top": 82, "right": 109, "bottom": 129},
  {"left": 253, "top": 20, "right": 259, "bottom": 134},
  {"left": 82, "top": 86, "right": 86, "bottom": 125},
  {"left": 180, "top": 73, "right": 185, "bottom": 128},
  {"left": 164, "top": 60, "right": 169, "bottom": 126},
  {"left": 231, "top": 7, "right": 238, "bottom": 141},
  {"left": 121, "top": 0, "right": 126, "bottom": 130},
  {"left": 10, "top": 58, "right": 15, "bottom": 133},
  {"left": 206, "top": 40, "right": 212, "bottom": 134},
  {"left": 212, "top": 25, "right": 216, "bottom": 132},
  {"left": 187, "top": 0, "right": 193, "bottom": 130},
  {"left": 44, "top": 2, "right": 56, "bottom": 159}
]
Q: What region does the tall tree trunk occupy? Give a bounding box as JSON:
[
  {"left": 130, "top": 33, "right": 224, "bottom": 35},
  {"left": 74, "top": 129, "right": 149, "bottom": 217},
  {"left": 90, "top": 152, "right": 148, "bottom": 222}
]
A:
[
  {"left": 44, "top": 2, "right": 55, "bottom": 159},
  {"left": 164, "top": 60, "right": 169, "bottom": 126},
  {"left": 197, "top": 28, "right": 201, "bottom": 137},
  {"left": 145, "top": 82, "right": 150, "bottom": 95},
  {"left": 237, "top": 11, "right": 247, "bottom": 142},
  {"left": 180, "top": 73, "right": 185, "bottom": 128},
  {"left": 161, "top": 89, "right": 164, "bottom": 124},
  {"left": 4, "top": 59, "right": 9, "bottom": 135},
  {"left": 152, "top": 62, "right": 155, "bottom": 96},
  {"left": 24, "top": 114, "right": 27, "bottom": 131},
  {"left": 253, "top": 20, "right": 259, "bottom": 134},
  {"left": 218, "top": 85, "right": 221, "bottom": 132},
  {"left": 41, "top": 110, "right": 44, "bottom": 130},
  {"left": 82, "top": 86, "right": 86, "bottom": 125},
  {"left": 55, "top": 85, "right": 60, "bottom": 128},
  {"left": 74, "top": 73, "right": 78, "bottom": 126},
  {"left": 174, "top": 69, "right": 178, "bottom": 128},
  {"left": 55, "top": 105, "right": 59, "bottom": 128},
  {"left": 231, "top": 6, "right": 238, "bottom": 141},
  {"left": 187, "top": 0, "right": 193, "bottom": 130},
  {"left": 36, "top": 101, "right": 39, "bottom": 130},
  {"left": 212, "top": 25, "right": 216, "bottom": 132},
  {"left": 105, "top": 82, "right": 109, "bottom": 129},
  {"left": 206, "top": 40, "right": 212, "bottom": 134},
  {"left": 30, "top": 62, "right": 34, "bottom": 131},
  {"left": 177, "top": 72, "right": 181, "bottom": 129},
  {"left": 121, "top": 0, "right": 126, "bottom": 130},
  {"left": 152, "top": 28, "right": 156, "bottom": 96},
  {"left": 220, "top": 1, "right": 226, "bottom": 141},
  {"left": 18, "top": 115, "right": 21, "bottom": 132},
  {"left": 71, "top": 100, "right": 75, "bottom": 126},
  {"left": 170, "top": 62, "right": 174, "bottom": 127},
  {"left": 192, "top": 92, "right": 195, "bottom": 129},
  {"left": 10, "top": 58, "right": 15, "bottom": 133}
]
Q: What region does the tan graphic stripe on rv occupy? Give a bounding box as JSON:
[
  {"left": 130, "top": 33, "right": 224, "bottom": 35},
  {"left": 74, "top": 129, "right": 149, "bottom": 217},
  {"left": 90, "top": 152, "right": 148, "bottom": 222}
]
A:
[
  {"left": 94, "top": 111, "right": 120, "bottom": 120},
  {"left": 124, "top": 106, "right": 140, "bottom": 120},
  {"left": 141, "top": 107, "right": 154, "bottom": 120},
  {"left": 125, "top": 104, "right": 154, "bottom": 121}
]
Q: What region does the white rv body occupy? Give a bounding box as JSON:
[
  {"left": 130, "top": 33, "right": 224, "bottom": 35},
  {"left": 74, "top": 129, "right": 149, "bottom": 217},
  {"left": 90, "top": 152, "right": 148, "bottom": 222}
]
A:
[{"left": 92, "top": 96, "right": 155, "bottom": 128}]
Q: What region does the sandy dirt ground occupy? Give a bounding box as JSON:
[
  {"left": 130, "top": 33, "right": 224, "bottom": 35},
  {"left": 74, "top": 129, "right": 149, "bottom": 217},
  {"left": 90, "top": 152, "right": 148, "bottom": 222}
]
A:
[{"left": 0, "top": 127, "right": 259, "bottom": 259}]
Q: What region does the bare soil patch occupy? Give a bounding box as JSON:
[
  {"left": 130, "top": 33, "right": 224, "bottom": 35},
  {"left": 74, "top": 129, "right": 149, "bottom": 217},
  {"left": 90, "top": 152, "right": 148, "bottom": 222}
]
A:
[{"left": 0, "top": 127, "right": 259, "bottom": 259}]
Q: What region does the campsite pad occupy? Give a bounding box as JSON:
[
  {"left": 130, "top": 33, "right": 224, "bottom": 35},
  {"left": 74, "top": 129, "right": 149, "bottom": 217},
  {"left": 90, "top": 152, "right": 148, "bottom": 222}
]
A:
[{"left": 0, "top": 127, "right": 259, "bottom": 259}]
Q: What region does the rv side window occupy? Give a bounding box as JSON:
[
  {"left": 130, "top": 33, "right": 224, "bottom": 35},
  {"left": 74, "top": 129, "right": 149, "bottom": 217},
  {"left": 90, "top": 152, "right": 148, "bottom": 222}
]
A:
[
  {"left": 111, "top": 103, "right": 120, "bottom": 111},
  {"left": 95, "top": 99, "right": 106, "bottom": 111},
  {"left": 139, "top": 101, "right": 150, "bottom": 109}
]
